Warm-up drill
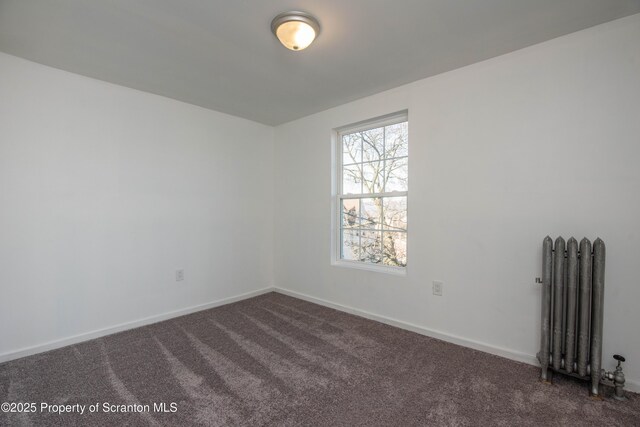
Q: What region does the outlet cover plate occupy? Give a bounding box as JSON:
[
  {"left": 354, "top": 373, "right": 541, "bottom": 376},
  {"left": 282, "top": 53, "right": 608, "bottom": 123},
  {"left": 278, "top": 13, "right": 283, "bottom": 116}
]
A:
[{"left": 433, "top": 280, "right": 443, "bottom": 296}]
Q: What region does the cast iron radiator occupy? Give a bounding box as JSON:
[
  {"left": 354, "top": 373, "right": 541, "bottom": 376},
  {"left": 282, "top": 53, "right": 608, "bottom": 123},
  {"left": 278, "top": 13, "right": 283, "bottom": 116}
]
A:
[{"left": 537, "top": 236, "right": 626, "bottom": 399}]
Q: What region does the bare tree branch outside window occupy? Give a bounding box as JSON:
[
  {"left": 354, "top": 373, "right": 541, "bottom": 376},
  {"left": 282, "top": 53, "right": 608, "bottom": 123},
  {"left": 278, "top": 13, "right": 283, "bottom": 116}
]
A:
[{"left": 340, "top": 120, "right": 408, "bottom": 267}]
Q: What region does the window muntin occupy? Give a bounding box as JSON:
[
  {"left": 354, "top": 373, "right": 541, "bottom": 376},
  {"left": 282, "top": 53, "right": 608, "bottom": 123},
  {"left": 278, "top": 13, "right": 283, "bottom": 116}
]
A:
[{"left": 337, "top": 115, "right": 408, "bottom": 268}]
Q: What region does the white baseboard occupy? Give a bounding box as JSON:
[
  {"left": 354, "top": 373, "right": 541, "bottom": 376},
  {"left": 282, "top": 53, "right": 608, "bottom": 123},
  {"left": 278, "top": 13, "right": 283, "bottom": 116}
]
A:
[
  {"left": 0, "top": 286, "right": 275, "bottom": 364},
  {"left": 273, "top": 287, "right": 640, "bottom": 394}
]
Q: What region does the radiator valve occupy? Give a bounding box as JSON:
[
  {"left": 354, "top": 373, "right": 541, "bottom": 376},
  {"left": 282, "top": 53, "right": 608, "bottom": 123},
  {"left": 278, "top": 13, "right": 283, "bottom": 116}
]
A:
[{"left": 602, "top": 354, "right": 626, "bottom": 401}]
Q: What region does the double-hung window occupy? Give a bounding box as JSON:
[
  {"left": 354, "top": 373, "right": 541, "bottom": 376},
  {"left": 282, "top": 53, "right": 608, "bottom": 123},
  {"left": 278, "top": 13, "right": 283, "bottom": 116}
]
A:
[{"left": 335, "top": 112, "right": 408, "bottom": 271}]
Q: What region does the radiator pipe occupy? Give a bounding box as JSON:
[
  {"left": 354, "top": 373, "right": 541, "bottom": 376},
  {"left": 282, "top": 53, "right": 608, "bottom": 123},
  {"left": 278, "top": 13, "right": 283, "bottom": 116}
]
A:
[
  {"left": 601, "top": 355, "right": 627, "bottom": 401},
  {"left": 552, "top": 237, "right": 565, "bottom": 372},
  {"left": 565, "top": 238, "right": 578, "bottom": 374},
  {"left": 539, "top": 236, "right": 553, "bottom": 381},
  {"left": 577, "top": 238, "right": 592, "bottom": 377},
  {"left": 590, "top": 238, "right": 606, "bottom": 397},
  {"left": 547, "top": 354, "right": 627, "bottom": 401}
]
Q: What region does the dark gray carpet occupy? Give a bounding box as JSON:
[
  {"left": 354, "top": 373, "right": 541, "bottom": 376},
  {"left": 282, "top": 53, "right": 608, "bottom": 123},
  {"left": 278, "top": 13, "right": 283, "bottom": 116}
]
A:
[{"left": 0, "top": 292, "right": 638, "bottom": 426}]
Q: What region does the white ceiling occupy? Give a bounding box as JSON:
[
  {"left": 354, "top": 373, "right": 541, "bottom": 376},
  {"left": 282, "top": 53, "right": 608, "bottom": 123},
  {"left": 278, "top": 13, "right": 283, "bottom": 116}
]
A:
[{"left": 1, "top": 1, "right": 639, "bottom": 125}]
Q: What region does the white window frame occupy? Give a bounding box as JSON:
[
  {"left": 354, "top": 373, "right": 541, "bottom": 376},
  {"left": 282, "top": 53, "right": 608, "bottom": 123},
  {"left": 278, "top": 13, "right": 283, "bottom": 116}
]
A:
[{"left": 331, "top": 110, "right": 408, "bottom": 275}]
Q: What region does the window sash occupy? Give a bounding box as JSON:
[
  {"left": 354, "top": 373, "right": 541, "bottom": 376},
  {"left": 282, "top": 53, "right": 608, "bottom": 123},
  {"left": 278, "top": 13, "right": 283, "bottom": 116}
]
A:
[
  {"left": 342, "top": 155, "right": 407, "bottom": 168},
  {"left": 335, "top": 112, "right": 408, "bottom": 269}
]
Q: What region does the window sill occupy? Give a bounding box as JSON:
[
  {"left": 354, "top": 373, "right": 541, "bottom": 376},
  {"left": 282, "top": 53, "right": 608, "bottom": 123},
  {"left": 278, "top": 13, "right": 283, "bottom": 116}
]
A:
[{"left": 331, "top": 259, "right": 407, "bottom": 276}]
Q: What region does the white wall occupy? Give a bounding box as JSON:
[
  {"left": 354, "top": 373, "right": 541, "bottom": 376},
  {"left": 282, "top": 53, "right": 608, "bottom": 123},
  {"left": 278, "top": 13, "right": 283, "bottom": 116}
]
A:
[
  {"left": 274, "top": 14, "right": 640, "bottom": 389},
  {"left": 0, "top": 52, "right": 274, "bottom": 359}
]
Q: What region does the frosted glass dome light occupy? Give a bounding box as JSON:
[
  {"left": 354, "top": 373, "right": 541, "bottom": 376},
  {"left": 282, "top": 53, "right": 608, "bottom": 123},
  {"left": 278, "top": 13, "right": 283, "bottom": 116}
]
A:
[{"left": 271, "top": 11, "right": 320, "bottom": 51}]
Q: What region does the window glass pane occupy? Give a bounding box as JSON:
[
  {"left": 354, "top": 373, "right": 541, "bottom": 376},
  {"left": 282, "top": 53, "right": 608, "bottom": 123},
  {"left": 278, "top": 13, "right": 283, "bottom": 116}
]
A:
[
  {"left": 341, "top": 229, "right": 360, "bottom": 261},
  {"left": 342, "top": 133, "right": 362, "bottom": 165},
  {"left": 385, "top": 122, "right": 408, "bottom": 158},
  {"left": 342, "top": 199, "right": 360, "bottom": 229},
  {"left": 383, "top": 196, "right": 407, "bottom": 231},
  {"left": 362, "top": 127, "right": 384, "bottom": 162},
  {"left": 383, "top": 231, "right": 407, "bottom": 267},
  {"left": 359, "top": 230, "right": 382, "bottom": 264},
  {"left": 362, "top": 161, "right": 384, "bottom": 193},
  {"left": 384, "top": 157, "right": 408, "bottom": 192},
  {"left": 361, "top": 197, "right": 382, "bottom": 230},
  {"left": 342, "top": 164, "right": 362, "bottom": 194}
]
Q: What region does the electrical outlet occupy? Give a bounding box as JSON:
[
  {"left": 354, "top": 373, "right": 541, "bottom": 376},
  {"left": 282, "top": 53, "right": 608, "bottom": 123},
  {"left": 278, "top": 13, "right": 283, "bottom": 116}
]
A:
[
  {"left": 176, "top": 269, "right": 184, "bottom": 282},
  {"left": 433, "top": 280, "right": 443, "bottom": 296}
]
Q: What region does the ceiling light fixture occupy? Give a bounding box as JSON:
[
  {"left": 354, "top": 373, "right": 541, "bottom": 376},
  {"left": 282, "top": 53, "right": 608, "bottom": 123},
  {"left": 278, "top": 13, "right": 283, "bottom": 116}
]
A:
[{"left": 271, "top": 11, "right": 320, "bottom": 51}]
